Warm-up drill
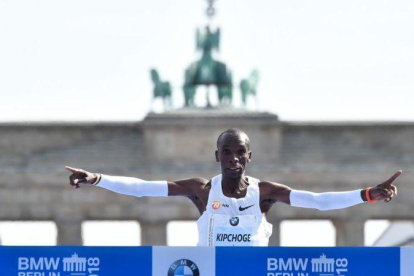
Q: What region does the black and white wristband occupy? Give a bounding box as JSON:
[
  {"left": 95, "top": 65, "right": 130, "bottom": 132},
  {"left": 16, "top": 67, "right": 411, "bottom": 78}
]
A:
[{"left": 91, "top": 173, "right": 102, "bottom": 185}]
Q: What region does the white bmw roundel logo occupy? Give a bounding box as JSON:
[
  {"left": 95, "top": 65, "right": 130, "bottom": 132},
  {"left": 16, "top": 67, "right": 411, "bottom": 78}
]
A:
[
  {"left": 168, "top": 259, "right": 200, "bottom": 276},
  {"left": 229, "top": 216, "right": 239, "bottom": 226}
]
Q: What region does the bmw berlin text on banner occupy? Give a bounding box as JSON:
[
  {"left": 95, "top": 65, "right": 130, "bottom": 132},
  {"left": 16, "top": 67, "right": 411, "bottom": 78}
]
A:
[
  {"left": 216, "top": 247, "right": 406, "bottom": 276},
  {"left": 0, "top": 247, "right": 414, "bottom": 276},
  {"left": 0, "top": 246, "right": 151, "bottom": 276}
]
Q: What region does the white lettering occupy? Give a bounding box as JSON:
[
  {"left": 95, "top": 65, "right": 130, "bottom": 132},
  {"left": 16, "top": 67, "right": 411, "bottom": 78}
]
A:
[
  {"left": 23, "top": 273, "right": 44, "bottom": 276},
  {"left": 293, "top": 259, "right": 308, "bottom": 271},
  {"left": 44, "top": 258, "right": 60, "bottom": 270},
  {"left": 30, "top": 258, "right": 44, "bottom": 270},
  {"left": 268, "top": 258, "right": 278, "bottom": 270},
  {"left": 279, "top": 258, "right": 292, "bottom": 270},
  {"left": 17, "top": 255, "right": 98, "bottom": 276},
  {"left": 18, "top": 258, "right": 60, "bottom": 272},
  {"left": 19, "top": 258, "right": 29, "bottom": 270},
  {"left": 268, "top": 258, "right": 308, "bottom": 272}
]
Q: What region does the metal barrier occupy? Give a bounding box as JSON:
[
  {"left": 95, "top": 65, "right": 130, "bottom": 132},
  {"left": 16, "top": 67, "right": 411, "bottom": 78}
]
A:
[{"left": 0, "top": 246, "right": 413, "bottom": 276}]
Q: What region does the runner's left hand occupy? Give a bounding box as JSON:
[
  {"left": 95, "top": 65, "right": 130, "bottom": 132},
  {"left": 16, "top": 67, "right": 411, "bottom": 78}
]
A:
[{"left": 370, "top": 170, "right": 401, "bottom": 202}]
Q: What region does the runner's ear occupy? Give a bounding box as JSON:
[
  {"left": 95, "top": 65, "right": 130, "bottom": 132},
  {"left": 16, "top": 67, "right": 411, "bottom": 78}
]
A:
[{"left": 247, "top": 151, "right": 252, "bottom": 163}]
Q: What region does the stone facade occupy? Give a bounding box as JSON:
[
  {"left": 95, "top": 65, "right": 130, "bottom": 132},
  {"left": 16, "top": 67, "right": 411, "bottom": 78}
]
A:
[{"left": 0, "top": 110, "right": 413, "bottom": 246}]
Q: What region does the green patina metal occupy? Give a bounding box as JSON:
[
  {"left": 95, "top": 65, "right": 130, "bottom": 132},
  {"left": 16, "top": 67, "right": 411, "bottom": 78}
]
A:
[
  {"left": 183, "top": 26, "right": 233, "bottom": 107},
  {"left": 150, "top": 0, "right": 258, "bottom": 109},
  {"left": 150, "top": 69, "right": 172, "bottom": 110},
  {"left": 240, "top": 70, "right": 259, "bottom": 107}
]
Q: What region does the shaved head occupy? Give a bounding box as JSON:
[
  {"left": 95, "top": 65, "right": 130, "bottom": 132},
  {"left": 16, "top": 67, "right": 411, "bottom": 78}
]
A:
[{"left": 217, "top": 128, "right": 250, "bottom": 150}]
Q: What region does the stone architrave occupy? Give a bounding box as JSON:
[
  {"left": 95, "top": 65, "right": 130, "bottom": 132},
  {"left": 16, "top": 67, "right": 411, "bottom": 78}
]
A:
[{"left": 141, "top": 108, "right": 281, "bottom": 171}]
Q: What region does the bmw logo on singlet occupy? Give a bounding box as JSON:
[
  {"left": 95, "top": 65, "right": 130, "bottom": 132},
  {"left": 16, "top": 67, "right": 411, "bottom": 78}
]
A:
[
  {"left": 168, "top": 259, "right": 200, "bottom": 276},
  {"left": 229, "top": 216, "right": 239, "bottom": 226}
]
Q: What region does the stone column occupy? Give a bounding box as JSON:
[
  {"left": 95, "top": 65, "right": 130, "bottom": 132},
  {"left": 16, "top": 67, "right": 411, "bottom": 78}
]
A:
[
  {"left": 56, "top": 218, "right": 83, "bottom": 245},
  {"left": 268, "top": 220, "right": 281, "bottom": 246},
  {"left": 334, "top": 219, "right": 365, "bottom": 246},
  {"left": 140, "top": 221, "right": 167, "bottom": 245}
]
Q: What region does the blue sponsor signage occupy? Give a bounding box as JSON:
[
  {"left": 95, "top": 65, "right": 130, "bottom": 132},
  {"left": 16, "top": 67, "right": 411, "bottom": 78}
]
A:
[
  {"left": 216, "top": 247, "right": 401, "bottom": 276},
  {"left": 0, "top": 246, "right": 152, "bottom": 276},
  {"left": 0, "top": 246, "right": 412, "bottom": 276},
  {"left": 153, "top": 246, "right": 215, "bottom": 276}
]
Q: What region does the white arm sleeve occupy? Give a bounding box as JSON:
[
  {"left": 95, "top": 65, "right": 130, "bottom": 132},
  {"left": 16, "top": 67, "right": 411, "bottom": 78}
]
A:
[
  {"left": 290, "top": 189, "right": 364, "bottom": 211},
  {"left": 96, "top": 174, "right": 168, "bottom": 197}
]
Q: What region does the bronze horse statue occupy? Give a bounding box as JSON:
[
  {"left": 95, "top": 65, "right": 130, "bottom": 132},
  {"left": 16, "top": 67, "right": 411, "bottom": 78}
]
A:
[
  {"left": 240, "top": 70, "right": 259, "bottom": 107},
  {"left": 150, "top": 69, "right": 172, "bottom": 110}
]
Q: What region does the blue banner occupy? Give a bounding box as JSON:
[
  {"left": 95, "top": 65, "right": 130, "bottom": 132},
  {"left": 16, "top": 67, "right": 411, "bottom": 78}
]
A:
[
  {"left": 0, "top": 246, "right": 411, "bottom": 276},
  {"left": 216, "top": 247, "right": 401, "bottom": 276},
  {"left": 0, "top": 246, "right": 152, "bottom": 276}
]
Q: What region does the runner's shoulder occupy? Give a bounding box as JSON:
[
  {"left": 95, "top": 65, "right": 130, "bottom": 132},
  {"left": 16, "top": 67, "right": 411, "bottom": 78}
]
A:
[
  {"left": 186, "top": 177, "right": 210, "bottom": 187},
  {"left": 186, "top": 177, "right": 211, "bottom": 195},
  {"left": 258, "top": 180, "right": 291, "bottom": 193}
]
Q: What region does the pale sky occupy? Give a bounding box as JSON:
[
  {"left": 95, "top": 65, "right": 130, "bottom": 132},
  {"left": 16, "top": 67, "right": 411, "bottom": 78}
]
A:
[{"left": 1, "top": 0, "right": 413, "bottom": 122}]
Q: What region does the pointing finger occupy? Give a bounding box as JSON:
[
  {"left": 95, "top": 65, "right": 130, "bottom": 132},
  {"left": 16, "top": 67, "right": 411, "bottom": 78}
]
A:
[
  {"left": 383, "top": 170, "right": 402, "bottom": 189},
  {"left": 65, "top": 166, "right": 83, "bottom": 173}
]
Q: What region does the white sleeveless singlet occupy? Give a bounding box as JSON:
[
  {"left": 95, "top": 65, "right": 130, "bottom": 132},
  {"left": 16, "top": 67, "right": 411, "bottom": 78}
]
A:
[{"left": 197, "top": 174, "right": 273, "bottom": 246}]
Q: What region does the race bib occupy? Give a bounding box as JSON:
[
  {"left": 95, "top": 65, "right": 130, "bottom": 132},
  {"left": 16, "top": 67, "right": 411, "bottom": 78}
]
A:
[{"left": 207, "top": 214, "right": 259, "bottom": 246}]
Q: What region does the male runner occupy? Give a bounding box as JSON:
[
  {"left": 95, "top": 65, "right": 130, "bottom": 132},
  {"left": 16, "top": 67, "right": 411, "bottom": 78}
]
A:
[{"left": 66, "top": 128, "right": 400, "bottom": 246}]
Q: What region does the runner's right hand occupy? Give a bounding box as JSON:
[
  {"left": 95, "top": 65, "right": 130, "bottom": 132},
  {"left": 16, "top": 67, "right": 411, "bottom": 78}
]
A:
[{"left": 65, "top": 166, "right": 98, "bottom": 189}]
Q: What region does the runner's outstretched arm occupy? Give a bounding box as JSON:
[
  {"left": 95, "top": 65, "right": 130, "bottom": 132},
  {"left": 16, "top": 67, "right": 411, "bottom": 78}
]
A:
[
  {"left": 65, "top": 166, "right": 207, "bottom": 197},
  {"left": 260, "top": 170, "right": 401, "bottom": 211}
]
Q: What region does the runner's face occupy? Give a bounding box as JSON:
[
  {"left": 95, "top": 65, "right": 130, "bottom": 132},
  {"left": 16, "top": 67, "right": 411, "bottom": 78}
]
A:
[{"left": 216, "top": 134, "right": 251, "bottom": 179}]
